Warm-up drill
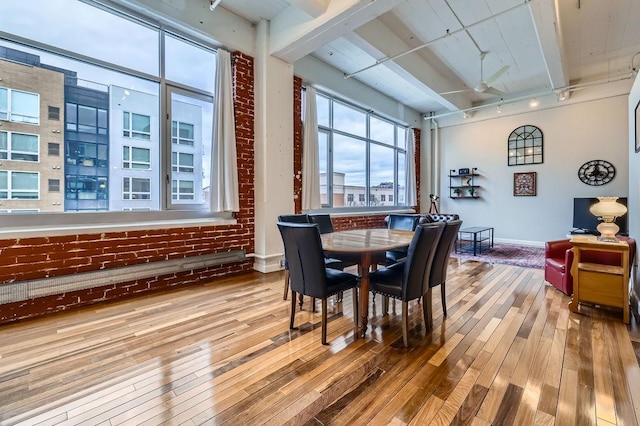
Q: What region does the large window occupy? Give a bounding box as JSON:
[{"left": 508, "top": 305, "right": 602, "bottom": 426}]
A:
[
  {"left": 123, "top": 112, "right": 151, "bottom": 140},
  {"left": 0, "top": 171, "right": 39, "bottom": 199},
  {"left": 0, "top": 88, "right": 39, "bottom": 124},
  {"left": 0, "top": 0, "right": 217, "bottom": 217},
  {"left": 123, "top": 177, "right": 151, "bottom": 200},
  {"left": 123, "top": 146, "right": 151, "bottom": 170},
  {"left": 0, "top": 131, "right": 39, "bottom": 162},
  {"left": 315, "top": 91, "right": 409, "bottom": 209},
  {"left": 66, "top": 104, "right": 108, "bottom": 135}
]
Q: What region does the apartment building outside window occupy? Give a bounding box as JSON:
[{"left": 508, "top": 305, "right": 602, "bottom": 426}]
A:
[
  {"left": 0, "top": 0, "right": 217, "bottom": 219},
  {"left": 315, "top": 90, "right": 408, "bottom": 209}
]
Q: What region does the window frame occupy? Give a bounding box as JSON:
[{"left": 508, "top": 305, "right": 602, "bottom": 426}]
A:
[
  {"left": 314, "top": 89, "right": 410, "bottom": 212},
  {"left": 122, "top": 146, "right": 151, "bottom": 170},
  {"left": 0, "top": 0, "right": 231, "bottom": 229},
  {"left": 0, "top": 170, "right": 40, "bottom": 199},
  {"left": 0, "top": 87, "right": 40, "bottom": 124},
  {"left": 0, "top": 130, "right": 40, "bottom": 162},
  {"left": 123, "top": 111, "right": 151, "bottom": 140}
]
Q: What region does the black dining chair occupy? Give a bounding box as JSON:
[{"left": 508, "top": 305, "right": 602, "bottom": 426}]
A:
[
  {"left": 278, "top": 214, "right": 343, "bottom": 302},
  {"left": 369, "top": 222, "right": 444, "bottom": 347},
  {"left": 309, "top": 213, "right": 360, "bottom": 270},
  {"left": 384, "top": 214, "right": 421, "bottom": 265},
  {"left": 424, "top": 219, "right": 462, "bottom": 329},
  {"left": 277, "top": 222, "right": 359, "bottom": 345}
]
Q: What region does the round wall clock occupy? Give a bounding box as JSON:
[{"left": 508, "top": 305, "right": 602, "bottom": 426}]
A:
[{"left": 578, "top": 160, "right": 615, "bottom": 186}]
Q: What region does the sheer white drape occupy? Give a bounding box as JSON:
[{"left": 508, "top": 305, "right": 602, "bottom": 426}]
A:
[
  {"left": 210, "top": 49, "right": 239, "bottom": 213},
  {"left": 302, "top": 86, "right": 321, "bottom": 210},
  {"left": 405, "top": 128, "right": 417, "bottom": 207}
]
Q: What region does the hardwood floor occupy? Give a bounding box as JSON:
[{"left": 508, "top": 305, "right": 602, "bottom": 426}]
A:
[{"left": 1, "top": 259, "right": 639, "bottom": 425}]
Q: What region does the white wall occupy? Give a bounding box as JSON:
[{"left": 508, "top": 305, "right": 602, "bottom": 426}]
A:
[
  {"left": 253, "top": 20, "right": 295, "bottom": 273},
  {"left": 436, "top": 93, "right": 630, "bottom": 245},
  {"left": 627, "top": 72, "right": 640, "bottom": 310}
]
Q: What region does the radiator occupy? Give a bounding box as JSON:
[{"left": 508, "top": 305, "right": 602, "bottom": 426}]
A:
[{"left": 0, "top": 250, "right": 246, "bottom": 304}]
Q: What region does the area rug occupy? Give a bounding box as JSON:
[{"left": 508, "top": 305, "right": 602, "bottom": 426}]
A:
[{"left": 450, "top": 242, "right": 545, "bottom": 269}]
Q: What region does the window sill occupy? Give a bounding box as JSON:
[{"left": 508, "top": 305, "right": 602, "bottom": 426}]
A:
[
  {"left": 0, "top": 213, "right": 236, "bottom": 239},
  {"left": 304, "top": 208, "right": 416, "bottom": 217}
]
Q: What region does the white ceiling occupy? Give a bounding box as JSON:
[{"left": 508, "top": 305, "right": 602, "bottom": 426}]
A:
[{"left": 210, "top": 0, "right": 640, "bottom": 114}]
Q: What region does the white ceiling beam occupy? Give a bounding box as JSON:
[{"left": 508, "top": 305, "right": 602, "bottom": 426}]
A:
[
  {"left": 288, "top": 0, "right": 329, "bottom": 18},
  {"left": 351, "top": 19, "right": 472, "bottom": 112},
  {"left": 270, "top": 0, "right": 404, "bottom": 63},
  {"left": 528, "top": 0, "right": 569, "bottom": 90}
]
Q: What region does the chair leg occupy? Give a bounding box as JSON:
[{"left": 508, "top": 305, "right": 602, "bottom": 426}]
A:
[
  {"left": 290, "top": 290, "right": 297, "bottom": 329},
  {"left": 441, "top": 283, "right": 447, "bottom": 317},
  {"left": 423, "top": 288, "right": 433, "bottom": 330},
  {"left": 312, "top": 297, "right": 316, "bottom": 313},
  {"left": 352, "top": 287, "right": 359, "bottom": 325},
  {"left": 402, "top": 301, "right": 409, "bottom": 347},
  {"left": 283, "top": 269, "right": 290, "bottom": 300},
  {"left": 298, "top": 293, "right": 304, "bottom": 309},
  {"left": 321, "top": 298, "right": 328, "bottom": 345}
]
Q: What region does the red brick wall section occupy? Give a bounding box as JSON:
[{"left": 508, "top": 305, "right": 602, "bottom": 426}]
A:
[
  {"left": 293, "top": 76, "right": 303, "bottom": 214},
  {"left": 0, "top": 52, "right": 256, "bottom": 325},
  {"left": 332, "top": 215, "right": 388, "bottom": 231}
]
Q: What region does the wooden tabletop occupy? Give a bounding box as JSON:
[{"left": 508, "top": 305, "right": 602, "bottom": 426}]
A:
[
  {"left": 569, "top": 234, "right": 629, "bottom": 250},
  {"left": 321, "top": 228, "right": 414, "bottom": 253}
]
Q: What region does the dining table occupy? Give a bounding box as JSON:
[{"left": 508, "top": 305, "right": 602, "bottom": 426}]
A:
[{"left": 321, "top": 228, "right": 415, "bottom": 337}]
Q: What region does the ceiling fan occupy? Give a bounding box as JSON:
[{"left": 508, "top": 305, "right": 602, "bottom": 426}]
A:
[{"left": 440, "top": 51, "right": 509, "bottom": 96}]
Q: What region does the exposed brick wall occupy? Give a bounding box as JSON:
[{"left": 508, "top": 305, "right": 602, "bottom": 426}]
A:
[
  {"left": 0, "top": 52, "right": 256, "bottom": 325},
  {"left": 332, "top": 215, "right": 388, "bottom": 231}
]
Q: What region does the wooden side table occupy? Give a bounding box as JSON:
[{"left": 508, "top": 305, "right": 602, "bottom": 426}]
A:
[{"left": 568, "top": 235, "right": 630, "bottom": 323}]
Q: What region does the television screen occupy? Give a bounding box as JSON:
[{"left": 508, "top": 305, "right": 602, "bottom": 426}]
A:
[{"left": 572, "top": 197, "right": 628, "bottom": 235}]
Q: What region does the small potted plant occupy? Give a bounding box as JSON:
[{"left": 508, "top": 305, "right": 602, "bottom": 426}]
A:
[
  {"left": 467, "top": 187, "right": 476, "bottom": 197},
  {"left": 453, "top": 188, "right": 462, "bottom": 197}
]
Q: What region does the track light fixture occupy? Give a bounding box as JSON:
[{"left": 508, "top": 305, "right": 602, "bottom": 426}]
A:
[{"left": 209, "top": 0, "right": 222, "bottom": 11}]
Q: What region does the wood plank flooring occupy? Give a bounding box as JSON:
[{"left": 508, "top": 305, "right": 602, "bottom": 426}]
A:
[{"left": 1, "top": 258, "right": 639, "bottom": 425}]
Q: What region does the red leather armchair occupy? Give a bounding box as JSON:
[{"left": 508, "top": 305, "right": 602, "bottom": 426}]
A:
[{"left": 544, "top": 237, "right": 636, "bottom": 296}]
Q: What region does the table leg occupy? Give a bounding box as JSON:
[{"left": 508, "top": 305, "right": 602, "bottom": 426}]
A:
[
  {"left": 473, "top": 232, "right": 478, "bottom": 256},
  {"left": 359, "top": 252, "right": 372, "bottom": 338}
]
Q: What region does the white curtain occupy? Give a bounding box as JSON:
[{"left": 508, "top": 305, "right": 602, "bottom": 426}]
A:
[
  {"left": 302, "top": 86, "right": 321, "bottom": 210},
  {"left": 210, "top": 49, "right": 239, "bottom": 213},
  {"left": 405, "top": 128, "right": 417, "bottom": 207}
]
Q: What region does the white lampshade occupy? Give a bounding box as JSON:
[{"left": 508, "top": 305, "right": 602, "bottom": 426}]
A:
[{"left": 589, "top": 196, "right": 628, "bottom": 242}]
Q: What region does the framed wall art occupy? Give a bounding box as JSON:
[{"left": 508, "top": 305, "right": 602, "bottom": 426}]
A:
[
  {"left": 513, "top": 172, "right": 536, "bottom": 196},
  {"left": 508, "top": 125, "right": 543, "bottom": 165}
]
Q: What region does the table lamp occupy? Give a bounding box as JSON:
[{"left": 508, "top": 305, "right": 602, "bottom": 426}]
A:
[{"left": 589, "top": 196, "right": 627, "bottom": 242}]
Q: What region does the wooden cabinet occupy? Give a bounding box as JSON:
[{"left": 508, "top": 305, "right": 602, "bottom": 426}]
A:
[
  {"left": 568, "top": 235, "right": 630, "bottom": 323},
  {"left": 449, "top": 168, "right": 480, "bottom": 199}
]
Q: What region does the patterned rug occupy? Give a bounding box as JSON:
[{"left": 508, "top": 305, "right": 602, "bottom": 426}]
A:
[{"left": 451, "top": 242, "right": 545, "bottom": 269}]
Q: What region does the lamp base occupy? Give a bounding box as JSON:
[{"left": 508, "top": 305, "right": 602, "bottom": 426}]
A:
[
  {"left": 596, "top": 235, "right": 619, "bottom": 243},
  {"left": 596, "top": 222, "right": 620, "bottom": 243}
]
